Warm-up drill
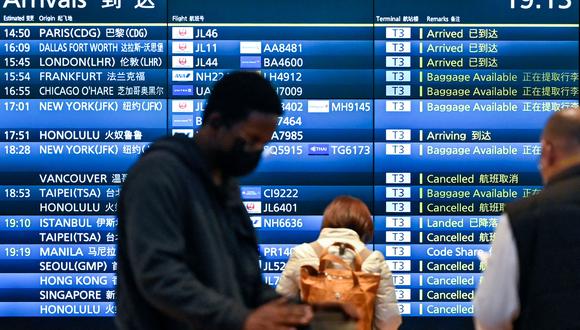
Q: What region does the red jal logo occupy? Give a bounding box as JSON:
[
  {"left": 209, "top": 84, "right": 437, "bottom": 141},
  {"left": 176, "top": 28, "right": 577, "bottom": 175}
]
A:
[
  {"left": 179, "top": 58, "right": 188, "bottom": 65},
  {"left": 246, "top": 203, "right": 255, "bottom": 211},
  {"left": 179, "top": 102, "right": 187, "bottom": 109},
  {"left": 178, "top": 43, "right": 187, "bottom": 51},
  {"left": 179, "top": 28, "right": 188, "bottom": 36}
]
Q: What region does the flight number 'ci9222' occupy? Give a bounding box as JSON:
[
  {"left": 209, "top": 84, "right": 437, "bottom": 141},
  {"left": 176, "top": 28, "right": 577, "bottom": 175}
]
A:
[{"left": 263, "top": 188, "right": 299, "bottom": 199}]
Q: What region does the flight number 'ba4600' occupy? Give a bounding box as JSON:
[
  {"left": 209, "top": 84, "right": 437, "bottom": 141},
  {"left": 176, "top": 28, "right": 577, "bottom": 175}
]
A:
[{"left": 263, "top": 58, "right": 304, "bottom": 68}]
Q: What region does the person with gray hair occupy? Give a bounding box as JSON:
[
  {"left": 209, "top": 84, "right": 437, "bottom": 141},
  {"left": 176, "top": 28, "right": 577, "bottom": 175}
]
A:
[{"left": 473, "top": 107, "right": 580, "bottom": 330}]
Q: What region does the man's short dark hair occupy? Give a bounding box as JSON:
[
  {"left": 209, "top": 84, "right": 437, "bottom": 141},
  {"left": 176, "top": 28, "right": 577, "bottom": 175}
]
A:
[{"left": 203, "top": 71, "right": 282, "bottom": 126}]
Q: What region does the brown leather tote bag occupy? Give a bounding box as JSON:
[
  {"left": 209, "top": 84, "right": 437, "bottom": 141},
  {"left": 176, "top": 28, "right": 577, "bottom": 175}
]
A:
[{"left": 299, "top": 242, "right": 381, "bottom": 330}]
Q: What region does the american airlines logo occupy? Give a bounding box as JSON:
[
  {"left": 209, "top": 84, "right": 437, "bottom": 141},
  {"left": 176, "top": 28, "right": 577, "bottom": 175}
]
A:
[
  {"left": 172, "top": 70, "right": 194, "bottom": 82},
  {"left": 240, "top": 41, "right": 262, "bottom": 54}
]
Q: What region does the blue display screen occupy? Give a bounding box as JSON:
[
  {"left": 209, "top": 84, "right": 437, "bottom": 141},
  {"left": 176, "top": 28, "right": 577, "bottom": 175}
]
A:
[{"left": 0, "top": 0, "right": 578, "bottom": 328}]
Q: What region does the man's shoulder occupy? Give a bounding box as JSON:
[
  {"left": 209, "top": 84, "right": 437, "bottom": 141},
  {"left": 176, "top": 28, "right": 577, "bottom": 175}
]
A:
[
  {"left": 506, "top": 175, "right": 580, "bottom": 220},
  {"left": 505, "top": 194, "right": 538, "bottom": 220},
  {"left": 121, "top": 150, "right": 203, "bottom": 204},
  {"left": 128, "top": 136, "right": 201, "bottom": 181},
  {"left": 129, "top": 150, "right": 188, "bottom": 182},
  {"left": 542, "top": 174, "right": 580, "bottom": 204}
]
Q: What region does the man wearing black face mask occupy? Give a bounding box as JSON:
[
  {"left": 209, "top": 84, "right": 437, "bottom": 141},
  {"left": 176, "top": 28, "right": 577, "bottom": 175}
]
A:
[{"left": 116, "top": 71, "right": 313, "bottom": 330}]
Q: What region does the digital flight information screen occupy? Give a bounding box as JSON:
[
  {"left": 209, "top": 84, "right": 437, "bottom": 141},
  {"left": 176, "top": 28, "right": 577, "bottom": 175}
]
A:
[{"left": 0, "top": 0, "right": 578, "bottom": 329}]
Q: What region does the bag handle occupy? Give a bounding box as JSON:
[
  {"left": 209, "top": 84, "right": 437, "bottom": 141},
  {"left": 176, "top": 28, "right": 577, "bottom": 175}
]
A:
[
  {"left": 319, "top": 253, "right": 352, "bottom": 272},
  {"left": 310, "top": 242, "right": 324, "bottom": 256},
  {"left": 319, "top": 242, "right": 362, "bottom": 271},
  {"left": 318, "top": 254, "right": 360, "bottom": 287},
  {"left": 359, "top": 247, "right": 372, "bottom": 263}
]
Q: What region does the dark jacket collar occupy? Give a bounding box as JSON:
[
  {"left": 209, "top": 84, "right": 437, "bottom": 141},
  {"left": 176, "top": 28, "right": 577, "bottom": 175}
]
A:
[{"left": 145, "top": 135, "right": 241, "bottom": 204}]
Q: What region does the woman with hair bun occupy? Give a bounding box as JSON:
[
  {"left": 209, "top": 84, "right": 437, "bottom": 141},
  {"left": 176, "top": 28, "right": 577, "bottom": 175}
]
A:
[{"left": 276, "top": 196, "right": 402, "bottom": 330}]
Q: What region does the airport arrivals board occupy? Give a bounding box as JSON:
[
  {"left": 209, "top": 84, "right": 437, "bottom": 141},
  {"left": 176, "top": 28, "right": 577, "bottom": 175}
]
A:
[{"left": 0, "top": 0, "right": 578, "bottom": 328}]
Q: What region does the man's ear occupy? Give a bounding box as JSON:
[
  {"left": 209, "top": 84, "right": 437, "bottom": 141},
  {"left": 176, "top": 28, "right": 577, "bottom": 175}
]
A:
[{"left": 541, "top": 140, "right": 556, "bottom": 167}]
